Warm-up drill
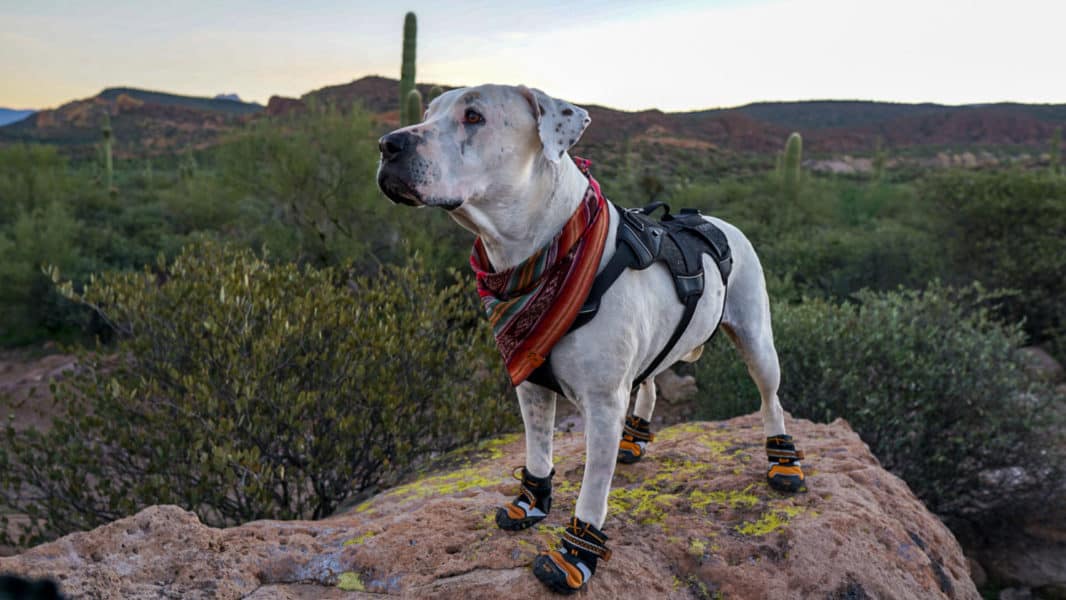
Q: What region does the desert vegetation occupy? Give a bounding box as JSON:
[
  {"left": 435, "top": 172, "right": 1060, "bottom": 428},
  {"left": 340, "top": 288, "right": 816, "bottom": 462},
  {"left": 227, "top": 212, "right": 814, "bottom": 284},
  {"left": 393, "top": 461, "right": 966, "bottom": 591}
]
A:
[{"left": 0, "top": 80, "right": 1063, "bottom": 563}]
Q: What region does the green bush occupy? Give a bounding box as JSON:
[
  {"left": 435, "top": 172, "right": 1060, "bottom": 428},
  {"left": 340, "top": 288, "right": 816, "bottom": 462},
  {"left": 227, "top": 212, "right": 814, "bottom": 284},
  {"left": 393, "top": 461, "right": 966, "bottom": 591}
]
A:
[
  {"left": 217, "top": 105, "right": 383, "bottom": 265},
  {"left": 766, "top": 221, "right": 943, "bottom": 301},
  {"left": 0, "top": 146, "right": 91, "bottom": 344},
  {"left": 921, "top": 170, "right": 1066, "bottom": 359},
  {"left": 0, "top": 242, "right": 517, "bottom": 546},
  {"left": 693, "top": 283, "right": 1062, "bottom": 523}
]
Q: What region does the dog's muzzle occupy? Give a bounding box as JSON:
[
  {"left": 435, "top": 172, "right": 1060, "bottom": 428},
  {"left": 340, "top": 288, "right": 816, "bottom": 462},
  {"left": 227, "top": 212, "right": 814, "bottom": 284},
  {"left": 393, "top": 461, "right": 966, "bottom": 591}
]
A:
[{"left": 377, "top": 132, "right": 423, "bottom": 207}]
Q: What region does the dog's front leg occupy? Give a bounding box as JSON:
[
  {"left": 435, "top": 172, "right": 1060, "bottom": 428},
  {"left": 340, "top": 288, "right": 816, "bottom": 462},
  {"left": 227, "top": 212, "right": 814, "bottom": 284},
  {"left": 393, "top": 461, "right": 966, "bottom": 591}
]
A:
[
  {"left": 518, "top": 384, "right": 557, "bottom": 478},
  {"left": 495, "top": 384, "right": 556, "bottom": 530},
  {"left": 533, "top": 388, "right": 625, "bottom": 594}
]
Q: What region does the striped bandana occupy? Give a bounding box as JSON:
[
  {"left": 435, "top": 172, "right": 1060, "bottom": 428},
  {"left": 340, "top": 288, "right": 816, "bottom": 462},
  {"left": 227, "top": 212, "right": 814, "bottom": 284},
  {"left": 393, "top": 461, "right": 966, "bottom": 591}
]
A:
[{"left": 470, "top": 157, "right": 610, "bottom": 386}]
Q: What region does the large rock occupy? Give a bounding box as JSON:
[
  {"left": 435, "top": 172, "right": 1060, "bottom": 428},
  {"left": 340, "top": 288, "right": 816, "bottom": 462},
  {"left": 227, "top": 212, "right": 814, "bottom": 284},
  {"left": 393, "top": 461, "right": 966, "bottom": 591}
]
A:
[
  {"left": 0, "top": 414, "right": 979, "bottom": 599},
  {"left": 1018, "top": 346, "right": 1064, "bottom": 383},
  {"left": 654, "top": 368, "right": 699, "bottom": 404}
]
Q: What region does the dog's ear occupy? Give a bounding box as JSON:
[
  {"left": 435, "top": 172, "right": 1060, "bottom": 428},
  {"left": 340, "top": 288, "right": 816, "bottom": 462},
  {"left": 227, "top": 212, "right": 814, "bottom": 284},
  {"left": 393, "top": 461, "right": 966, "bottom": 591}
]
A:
[{"left": 518, "top": 86, "right": 591, "bottom": 163}]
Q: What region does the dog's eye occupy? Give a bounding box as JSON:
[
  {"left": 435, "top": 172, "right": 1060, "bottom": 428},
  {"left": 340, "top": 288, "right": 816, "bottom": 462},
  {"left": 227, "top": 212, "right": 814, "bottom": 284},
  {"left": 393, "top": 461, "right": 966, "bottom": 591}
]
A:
[{"left": 464, "top": 109, "right": 484, "bottom": 125}]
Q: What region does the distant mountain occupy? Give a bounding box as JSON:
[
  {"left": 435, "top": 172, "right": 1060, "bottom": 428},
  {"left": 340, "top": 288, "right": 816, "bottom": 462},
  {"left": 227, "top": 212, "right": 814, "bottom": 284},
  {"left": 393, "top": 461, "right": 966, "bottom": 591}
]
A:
[
  {"left": 0, "top": 108, "right": 34, "bottom": 127},
  {"left": 294, "top": 77, "right": 1066, "bottom": 155},
  {"left": 0, "top": 88, "right": 263, "bottom": 157},
  {"left": 95, "top": 88, "right": 261, "bottom": 115},
  {"left": 301, "top": 75, "right": 450, "bottom": 114},
  {"left": 3, "top": 76, "right": 1064, "bottom": 158}
]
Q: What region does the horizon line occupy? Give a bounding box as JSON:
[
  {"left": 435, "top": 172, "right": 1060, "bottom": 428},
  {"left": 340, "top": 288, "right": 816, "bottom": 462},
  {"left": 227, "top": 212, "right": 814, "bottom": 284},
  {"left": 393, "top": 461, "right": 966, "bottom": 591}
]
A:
[{"left": 7, "top": 76, "right": 1066, "bottom": 117}]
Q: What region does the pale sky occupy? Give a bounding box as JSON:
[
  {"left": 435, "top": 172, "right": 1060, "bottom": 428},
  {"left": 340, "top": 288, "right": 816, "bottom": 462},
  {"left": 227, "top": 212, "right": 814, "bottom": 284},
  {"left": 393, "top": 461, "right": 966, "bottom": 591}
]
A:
[{"left": 2, "top": 0, "right": 1064, "bottom": 112}]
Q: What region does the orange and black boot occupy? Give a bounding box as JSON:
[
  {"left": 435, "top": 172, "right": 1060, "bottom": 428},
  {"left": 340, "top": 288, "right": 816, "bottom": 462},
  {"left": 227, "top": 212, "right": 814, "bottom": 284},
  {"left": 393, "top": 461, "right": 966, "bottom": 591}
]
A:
[
  {"left": 766, "top": 434, "right": 806, "bottom": 492},
  {"left": 495, "top": 467, "right": 553, "bottom": 530},
  {"left": 533, "top": 516, "right": 611, "bottom": 594},
  {"left": 618, "top": 415, "right": 654, "bottom": 464}
]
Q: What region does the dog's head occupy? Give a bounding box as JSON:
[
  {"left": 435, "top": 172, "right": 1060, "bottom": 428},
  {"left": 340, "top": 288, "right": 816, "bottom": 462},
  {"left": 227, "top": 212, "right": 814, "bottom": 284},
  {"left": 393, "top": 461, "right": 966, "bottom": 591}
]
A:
[{"left": 376, "top": 84, "right": 590, "bottom": 211}]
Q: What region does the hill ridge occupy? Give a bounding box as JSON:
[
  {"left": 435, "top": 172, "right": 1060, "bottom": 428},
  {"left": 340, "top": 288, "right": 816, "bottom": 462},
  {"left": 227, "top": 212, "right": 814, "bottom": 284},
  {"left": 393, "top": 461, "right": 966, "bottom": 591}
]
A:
[{"left": 4, "top": 75, "right": 1065, "bottom": 157}]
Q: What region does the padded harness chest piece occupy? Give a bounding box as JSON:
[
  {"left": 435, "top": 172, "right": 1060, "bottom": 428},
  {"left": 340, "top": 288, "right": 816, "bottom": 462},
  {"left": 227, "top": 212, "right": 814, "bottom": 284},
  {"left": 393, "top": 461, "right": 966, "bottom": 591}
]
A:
[{"left": 527, "top": 201, "right": 732, "bottom": 395}]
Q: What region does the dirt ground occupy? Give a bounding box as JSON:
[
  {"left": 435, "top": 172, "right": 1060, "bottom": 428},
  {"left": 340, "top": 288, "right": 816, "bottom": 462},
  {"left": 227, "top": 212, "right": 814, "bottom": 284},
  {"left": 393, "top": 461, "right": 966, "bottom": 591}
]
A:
[
  {"left": 0, "top": 348, "right": 77, "bottom": 433},
  {"left": 0, "top": 348, "right": 79, "bottom": 556}
]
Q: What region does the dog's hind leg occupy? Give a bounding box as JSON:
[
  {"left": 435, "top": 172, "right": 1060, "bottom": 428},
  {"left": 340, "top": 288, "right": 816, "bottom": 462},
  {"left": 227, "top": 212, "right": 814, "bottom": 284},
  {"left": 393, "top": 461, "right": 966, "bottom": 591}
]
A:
[
  {"left": 496, "top": 384, "right": 557, "bottom": 530},
  {"left": 618, "top": 379, "right": 656, "bottom": 464},
  {"left": 533, "top": 388, "right": 626, "bottom": 593},
  {"left": 720, "top": 250, "right": 806, "bottom": 493},
  {"left": 720, "top": 315, "right": 806, "bottom": 493}
]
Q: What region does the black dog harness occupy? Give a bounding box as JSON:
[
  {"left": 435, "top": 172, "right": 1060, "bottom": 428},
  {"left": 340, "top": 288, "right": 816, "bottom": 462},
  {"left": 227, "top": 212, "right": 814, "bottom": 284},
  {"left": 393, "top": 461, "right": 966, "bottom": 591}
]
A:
[{"left": 527, "top": 201, "right": 733, "bottom": 396}]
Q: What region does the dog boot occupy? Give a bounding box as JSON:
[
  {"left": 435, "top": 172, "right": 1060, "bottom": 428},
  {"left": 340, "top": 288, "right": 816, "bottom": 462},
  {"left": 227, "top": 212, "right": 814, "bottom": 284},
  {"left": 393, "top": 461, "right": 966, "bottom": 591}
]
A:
[
  {"left": 532, "top": 516, "right": 611, "bottom": 594},
  {"left": 618, "top": 414, "right": 655, "bottom": 464},
  {"left": 766, "top": 434, "right": 807, "bottom": 493},
  {"left": 496, "top": 466, "right": 554, "bottom": 530}
]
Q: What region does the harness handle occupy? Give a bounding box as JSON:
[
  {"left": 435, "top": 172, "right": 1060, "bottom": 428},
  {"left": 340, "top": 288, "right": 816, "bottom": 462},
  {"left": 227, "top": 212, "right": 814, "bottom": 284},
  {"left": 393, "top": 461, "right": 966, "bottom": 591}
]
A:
[{"left": 638, "top": 201, "right": 671, "bottom": 218}]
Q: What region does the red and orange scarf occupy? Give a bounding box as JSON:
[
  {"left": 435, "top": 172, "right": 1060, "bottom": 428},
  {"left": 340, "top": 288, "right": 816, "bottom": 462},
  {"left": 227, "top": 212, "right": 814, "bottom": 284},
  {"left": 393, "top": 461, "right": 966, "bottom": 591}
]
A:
[{"left": 470, "top": 157, "right": 610, "bottom": 386}]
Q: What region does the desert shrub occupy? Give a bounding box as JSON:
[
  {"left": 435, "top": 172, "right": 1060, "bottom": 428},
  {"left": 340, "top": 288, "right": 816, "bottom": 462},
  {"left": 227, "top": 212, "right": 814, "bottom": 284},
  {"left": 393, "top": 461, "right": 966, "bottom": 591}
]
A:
[
  {"left": 0, "top": 242, "right": 517, "bottom": 546},
  {"left": 217, "top": 106, "right": 383, "bottom": 265},
  {"left": 765, "top": 221, "right": 943, "bottom": 301},
  {"left": 0, "top": 147, "right": 89, "bottom": 344},
  {"left": 216, "top": 104, "right": 472, "bottom": 273},
  {"left": 921, "top": 170, "right": 1066, "bottom": 359},
  {"left": 693, "top": 283, "right": 1062, "bottom": 523}
]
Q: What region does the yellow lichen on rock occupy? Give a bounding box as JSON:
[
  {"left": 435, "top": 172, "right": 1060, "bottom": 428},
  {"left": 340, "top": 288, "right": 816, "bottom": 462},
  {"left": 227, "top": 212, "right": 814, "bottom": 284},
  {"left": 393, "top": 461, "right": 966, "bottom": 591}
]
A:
[
  {"left": 382, "top": 464, "right": 499, "bottom": 501},
  {"left": 689, "top": 485, "right": 760, "bottom": 511},
  {"left": 472, "top": 433, "right": 521, "bottom": 460},
  {"left": 736, "top": 505, "right": 806, "bottom": 536},
  {"left": 336, "top": 571, "right": 365, "bottom": 591},
  {"left": 342, "top": 530, "right": 377, "bottom": 546}
]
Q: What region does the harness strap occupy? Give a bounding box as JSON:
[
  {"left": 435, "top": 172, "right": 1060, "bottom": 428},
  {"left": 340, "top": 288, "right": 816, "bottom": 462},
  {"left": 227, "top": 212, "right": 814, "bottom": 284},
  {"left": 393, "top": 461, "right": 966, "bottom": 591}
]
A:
[
  {"left": 525, "top": 202, "right": 730, "bottom": 397},
  {"left": 570, "top": 205, "right": 637, "bottom": 332},
  {"left": 634, "top": 292, "right": 700, "bottom": 389}
]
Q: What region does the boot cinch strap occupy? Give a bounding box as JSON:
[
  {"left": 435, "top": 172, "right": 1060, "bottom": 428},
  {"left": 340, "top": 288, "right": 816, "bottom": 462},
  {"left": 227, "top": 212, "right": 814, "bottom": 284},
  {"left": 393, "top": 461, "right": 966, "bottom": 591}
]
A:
[
  {"left": 766, "top": 436, "right": 804, "bottom": 463},
  {"left": 496, "top": 466, "right": 553, "bottom": 531},
  {"left": 563, "top": 518, "right": 612, "bottom": 561},
  {"left": 533, "top": 517, "right": 612, "bottom": 594},
  {"left": 623, "top": 416, "right": 656, "bottom": 443}
]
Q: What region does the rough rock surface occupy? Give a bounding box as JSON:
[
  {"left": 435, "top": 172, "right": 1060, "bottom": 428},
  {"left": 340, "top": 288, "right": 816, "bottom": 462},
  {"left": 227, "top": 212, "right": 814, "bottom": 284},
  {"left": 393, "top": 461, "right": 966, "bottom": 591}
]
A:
[
  {"left": 1018, "top": 346, "right": 1064, "bottom": 383},
  {"left": 654, "top": 368, "right": 699, "bottom": 404},
  {"left": 0, "top": 414, "right": 979, "bottom": 599}
]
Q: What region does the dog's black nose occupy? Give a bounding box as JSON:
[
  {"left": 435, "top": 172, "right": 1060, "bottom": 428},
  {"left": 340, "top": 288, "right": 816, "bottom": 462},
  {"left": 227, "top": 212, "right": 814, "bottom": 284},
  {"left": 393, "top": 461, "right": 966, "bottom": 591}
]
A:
[{"left": 379, "top": 132, "right": 409, "bottom": 162}]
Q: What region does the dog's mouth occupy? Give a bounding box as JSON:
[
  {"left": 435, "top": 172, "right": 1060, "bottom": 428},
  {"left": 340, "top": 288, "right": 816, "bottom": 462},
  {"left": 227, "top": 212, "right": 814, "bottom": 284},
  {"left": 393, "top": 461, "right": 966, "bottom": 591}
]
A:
[
  {"left": 377, "top": 169, "right": 463, "bottom": 211},
  {"left": 377, "top": 170, "right": 423, "bottom": 207}
]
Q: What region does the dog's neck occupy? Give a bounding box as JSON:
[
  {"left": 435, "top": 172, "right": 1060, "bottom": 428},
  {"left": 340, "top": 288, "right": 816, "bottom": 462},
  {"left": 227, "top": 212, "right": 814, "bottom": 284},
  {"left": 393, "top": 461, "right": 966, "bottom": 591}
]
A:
[{"left": 451, "top": 154, "right": 589, "bottom": 271}]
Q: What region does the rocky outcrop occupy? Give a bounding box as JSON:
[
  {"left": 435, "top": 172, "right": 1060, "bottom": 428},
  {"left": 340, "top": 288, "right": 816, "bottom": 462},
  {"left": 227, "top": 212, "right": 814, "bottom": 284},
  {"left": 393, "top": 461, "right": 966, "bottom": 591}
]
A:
[
  {"left": 265, "top": 95, "right": 307, "bottom": 118},
  {"left": 1018, "top": 346, "right": 1064, "bottom": 383},
  {"left": 0, "top": 414, "right": 979, "bottom": 599}
]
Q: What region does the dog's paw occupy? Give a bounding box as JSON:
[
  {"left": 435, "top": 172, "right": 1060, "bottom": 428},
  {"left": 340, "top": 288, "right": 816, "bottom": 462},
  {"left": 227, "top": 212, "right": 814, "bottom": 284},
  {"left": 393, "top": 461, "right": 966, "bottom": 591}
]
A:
[
  {"left": 532, "top": 517, "right": 610, "bottom": 594},
  {"left": 533, "top": 551, "right": 585, "bottom": 594},
  {"left": 618, "top": 415, "right": 653, "bottom": 464},
  {"left": 617, "top": 440, "right": 646, "bottom": 464},
  {"left": 766, "top": 435, "right": 807, "bottom": 493},
  {"left": 495, "top": 504, "right": 547, "bottom": 531},
  {"left": 767, "top": 463, "right": 807, "bottom": 493}
]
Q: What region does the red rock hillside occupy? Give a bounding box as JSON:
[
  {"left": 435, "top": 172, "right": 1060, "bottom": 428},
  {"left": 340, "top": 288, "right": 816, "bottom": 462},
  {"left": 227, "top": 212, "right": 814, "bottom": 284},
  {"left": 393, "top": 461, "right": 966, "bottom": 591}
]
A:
[{"left": 0, "top": 414, "right": 979, "bottom": 599}]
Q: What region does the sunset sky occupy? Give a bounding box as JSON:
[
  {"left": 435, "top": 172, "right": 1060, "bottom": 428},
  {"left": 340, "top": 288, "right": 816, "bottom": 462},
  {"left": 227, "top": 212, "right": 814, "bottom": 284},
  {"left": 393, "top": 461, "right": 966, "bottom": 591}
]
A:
[{"left": 2, "top": 0, "right": 1064, "bottom": 112}]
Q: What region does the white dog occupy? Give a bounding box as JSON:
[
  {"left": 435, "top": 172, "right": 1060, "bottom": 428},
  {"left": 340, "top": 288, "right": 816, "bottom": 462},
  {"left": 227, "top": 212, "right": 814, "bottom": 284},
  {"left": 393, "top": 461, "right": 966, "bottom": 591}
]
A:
[{"left": 377, "top": 85, "right": 804, "bottom": 594}]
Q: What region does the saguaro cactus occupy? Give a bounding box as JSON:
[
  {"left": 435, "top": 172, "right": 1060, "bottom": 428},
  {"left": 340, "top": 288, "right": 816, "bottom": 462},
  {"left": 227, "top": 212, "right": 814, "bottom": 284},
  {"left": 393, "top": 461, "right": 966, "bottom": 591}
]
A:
[
  {"left": 428, "top": 86, "right": 443, "bottom": 104},
  {"left": 399, "top": 12, "right": 417, "bottom": 125},
  {"left": 782, "top": 132, "right": 802, "bottom": 202},
  {"left": 406, "top": 89, "right": 424, "bottom": 125},
  {"left": 873, "top": 136, "right": 886, "bottom": 182},
  {"left": 1051, "top": 127, "right": 1062, "bottom": 176},
  {"left": 101, "top": 113, "right": 114, "bottom": 192}
]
